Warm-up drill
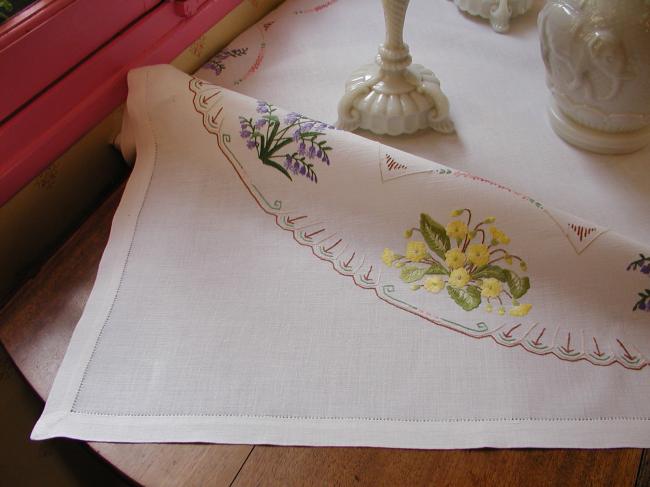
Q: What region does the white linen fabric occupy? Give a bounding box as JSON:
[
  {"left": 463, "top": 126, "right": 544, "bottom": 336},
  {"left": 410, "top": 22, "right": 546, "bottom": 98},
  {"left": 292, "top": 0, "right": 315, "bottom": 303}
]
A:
[
  {"left": 195, "top": 0, "right": 650, "bottom": 246},
  {"left": 32, "top": 63, "right": 650, "bottom": 448}
]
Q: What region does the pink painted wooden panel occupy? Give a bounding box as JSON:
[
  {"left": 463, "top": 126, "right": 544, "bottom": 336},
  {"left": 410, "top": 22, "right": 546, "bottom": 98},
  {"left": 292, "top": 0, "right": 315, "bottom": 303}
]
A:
[
  {"left": 0, "top": 0, "right": 244, "bottom": 205},
  {"left": 0, "top": 0, "right": 74, "bottom": 48},
  {"left": 0, "top": 0, "right": 161, "bottom": 122}
]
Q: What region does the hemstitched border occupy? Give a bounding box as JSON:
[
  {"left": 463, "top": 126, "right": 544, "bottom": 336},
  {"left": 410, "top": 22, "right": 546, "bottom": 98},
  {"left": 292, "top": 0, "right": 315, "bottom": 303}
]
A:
[
  {"left": 67, "top": 410, "right": 650, "bottom": 422},
  {"left": 68, "top": 71, "right": 650, "bottom": 426},
  {"left": 71, "top": 70, "right": 159, "bottom": 412}
]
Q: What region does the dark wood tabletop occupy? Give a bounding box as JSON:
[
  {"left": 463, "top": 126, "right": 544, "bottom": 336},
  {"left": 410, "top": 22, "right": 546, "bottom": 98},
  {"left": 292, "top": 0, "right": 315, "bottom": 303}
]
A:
[{"left": 1, "top": 184, "right": 648, "bottom": 487}]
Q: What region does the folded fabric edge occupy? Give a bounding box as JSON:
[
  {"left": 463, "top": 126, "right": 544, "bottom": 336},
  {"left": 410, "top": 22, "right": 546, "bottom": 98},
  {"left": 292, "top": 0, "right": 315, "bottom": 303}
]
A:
[
  {"left": 31, "top": 410, "right": 650, "bottom": 448},
  {"left": 31, "top": 65, "right": 161, "bottom": 440}
]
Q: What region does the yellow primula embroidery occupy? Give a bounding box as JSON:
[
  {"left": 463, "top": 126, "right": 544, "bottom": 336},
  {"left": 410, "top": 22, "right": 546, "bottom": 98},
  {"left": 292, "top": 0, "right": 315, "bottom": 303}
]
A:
[
  {"left": 424, "top": 276, "right": 445, "bottom": 293},
  {"left": 445, "top": 248, "right": 466, "bottom": 269},
  {"left": 386, "top": 209, "right": 532, "bottom": 313},
  {"left": 466, "top": 243, "right": 490, "bottom": 267},
  {"left": 480, "top": 278, "right": 502, "bottom": 298},
  {"left": 382, "top": 248, "right": 396, "bottom": 267},
  {"left": 509, "top": 303, "right": 532, "bottom": 317},
  {"left": 405, "top": 241, "right": 427, "bottom": 262},
  {"left": 448, "top": 268, "right": 471, "bottom": 288},
  {"left": 445, "top": 220, "right": 468, "bottom": 239},
  {"left": 489, "top": 226, "right": 511, "bottom": 245}
]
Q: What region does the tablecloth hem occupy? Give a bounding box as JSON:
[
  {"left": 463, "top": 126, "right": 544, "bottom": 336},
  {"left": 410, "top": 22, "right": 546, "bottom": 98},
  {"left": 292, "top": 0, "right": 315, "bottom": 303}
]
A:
[{"left": 31, "top": 410, "right": 650, "bottom": 448}]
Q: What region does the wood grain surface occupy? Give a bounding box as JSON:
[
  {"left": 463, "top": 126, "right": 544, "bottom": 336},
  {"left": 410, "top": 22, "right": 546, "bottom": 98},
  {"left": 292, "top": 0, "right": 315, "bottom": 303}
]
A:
[{"left": 0, "top": 185, "right": 645, "bottom": 487}]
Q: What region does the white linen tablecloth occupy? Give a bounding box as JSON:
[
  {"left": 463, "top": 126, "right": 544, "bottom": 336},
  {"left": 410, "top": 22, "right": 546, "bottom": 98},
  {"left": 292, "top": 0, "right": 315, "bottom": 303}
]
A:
[
  {"left": 195, "top": 0, "right": 650, "bottom": 244},
  {"left": 32, "top": 0, "right": 650, "bottom": 448}
]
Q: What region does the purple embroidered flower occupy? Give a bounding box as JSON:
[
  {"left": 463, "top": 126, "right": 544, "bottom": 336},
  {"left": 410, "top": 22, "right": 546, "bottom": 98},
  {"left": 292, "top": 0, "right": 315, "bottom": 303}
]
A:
[
  {"left": 203, "top": 48, "right": 248, "bottom": 76},
  {"left": 284, "top": 154, "right": 293, "bottom": 169},
  {"left": 284, "top": 112, "right": 301, "bottom": 124},
  {"left": 627, "top": 254, "right": 650, "bottom": 311},
  {"left": 236, "top": 103, "right": 331, "bottom": 183},
  {"left": 256, "top": 101, "right": 270, "bottom": 114},
  {"left": 204, "top": 61, "right": 225, "bottom": 76}
]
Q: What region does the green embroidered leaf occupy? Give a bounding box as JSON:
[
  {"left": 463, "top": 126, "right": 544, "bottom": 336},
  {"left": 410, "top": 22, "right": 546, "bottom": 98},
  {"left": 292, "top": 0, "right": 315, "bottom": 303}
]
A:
[
  {"left": 505, "top": 270, "right": 530, "bottom": 299},
  {"left": 261, "top": 157, "right": 292, "bottom": 180},
  {"left": 420, "top": 213, "right": 450, "bottom": 259},
  {"left": 299, "top": 131, "right": 324, "bottom": 138},
  {"left": 473, "top": 265, "right": 508, "bottom": 282},
  {"left": 400, "top": 266, "right": 428, "bottom": 283},
  {"left": 425, "top": 261, "right": 450, "bottom": 275},
  {"left": 447, "top": 285, "right": 482, "bottom": 311}
]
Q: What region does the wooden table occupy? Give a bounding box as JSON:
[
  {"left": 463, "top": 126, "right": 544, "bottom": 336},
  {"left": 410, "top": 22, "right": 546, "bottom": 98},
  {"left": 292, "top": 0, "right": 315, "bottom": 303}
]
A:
[{"left": 1, "top": 184, "right": 649, "bottom": 487}]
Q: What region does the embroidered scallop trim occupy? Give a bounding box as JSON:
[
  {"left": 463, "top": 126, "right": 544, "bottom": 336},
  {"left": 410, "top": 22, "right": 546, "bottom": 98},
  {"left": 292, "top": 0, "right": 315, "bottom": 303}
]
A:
[{"left": 189, "top": 78, "right": 649, "bottom": 371}]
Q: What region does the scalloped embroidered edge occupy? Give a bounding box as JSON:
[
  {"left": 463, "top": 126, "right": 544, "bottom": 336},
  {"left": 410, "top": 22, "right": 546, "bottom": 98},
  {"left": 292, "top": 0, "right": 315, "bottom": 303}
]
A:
[{"left": 189, "top": 78, "right": 648, "bottom": 371}]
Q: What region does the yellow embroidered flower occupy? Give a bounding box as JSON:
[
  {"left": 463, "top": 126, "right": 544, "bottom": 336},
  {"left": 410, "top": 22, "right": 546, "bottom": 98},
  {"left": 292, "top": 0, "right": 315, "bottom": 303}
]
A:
[
  {"left": 489, "top": 226, "right": 510, "bottom": 245},
  {"left": 382, "top": 248, "right": 396, "bottom": 267},
  {"left": 504, "top": 254, "right": 513, "bottom": 265},
  {"left": 480, "top": 278, "right": 502, "bottom": 298},
  {"left": 497, "top": 306, "right": 506, "bottom": 316},
  {"left": 424, "top": 276, "right": 445, "bottom": 294},
  {"left": 445, "top": 248, "right": 466, "bottom": 270},
  {"left": 404, "top": 228, "right": 414, "bottom": 239},
  {"left": 451, "top": 209, "right": 464, "bottom": 217},
  {"left": 509, "top": 303, "right": 532, "bottom": 317},
  {"left": 483, "top": 216, "right": 496, "bottom": 224},
  {"left": 448, "top": 268, "right": 471, "bottom": 288},
  {"left": 485, "top": 303, "right": 494, "bottom": 313},
  {"left": 466, "top": 243, "right": 490, "bottom": 267},
  {"left": 405, "top": 241, "right": 427, "bottom": 262},
  {"left": 446, "top": 220, "right": 468, "bottom": 239}
]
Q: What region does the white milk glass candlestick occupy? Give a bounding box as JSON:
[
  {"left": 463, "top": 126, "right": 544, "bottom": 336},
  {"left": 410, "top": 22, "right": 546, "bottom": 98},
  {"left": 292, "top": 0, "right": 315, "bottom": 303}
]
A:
[{"left": 336, "top": 0, "right": 454, "bottom": 136}]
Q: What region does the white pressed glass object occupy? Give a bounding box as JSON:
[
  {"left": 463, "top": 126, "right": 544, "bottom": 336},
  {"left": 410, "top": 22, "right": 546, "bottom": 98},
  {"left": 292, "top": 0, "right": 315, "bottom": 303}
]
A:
[
  {"left": 539, "top": 0, "right": 650, "bottom": 154},
  {"left": 336, "top": 0, "right": 454, "bottom": 136},
  {"left": 451, "top": 0, "right": 533, "bottom": 33}
]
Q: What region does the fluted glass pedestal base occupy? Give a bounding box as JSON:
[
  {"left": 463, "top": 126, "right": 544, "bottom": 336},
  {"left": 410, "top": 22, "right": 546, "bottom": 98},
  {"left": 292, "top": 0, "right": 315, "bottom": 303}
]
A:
[
  {"left": 336, "top": 0, "right": 454, "bottom": 136},
  {"left": 338, "top": 63, "right": 454, "bottom": 136}
]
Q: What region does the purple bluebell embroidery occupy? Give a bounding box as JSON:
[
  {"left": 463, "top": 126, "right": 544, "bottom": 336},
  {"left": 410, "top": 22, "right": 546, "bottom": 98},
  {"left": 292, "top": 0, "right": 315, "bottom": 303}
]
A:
[
  {"left": 627, "top": 254, "right": 650, "bottom": 312},
  {"left": 238, "top": 101, "right": 334, "bottom": 183},
  {"left": 202, "top": 47, "right": 249, "bottom": 76}
]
